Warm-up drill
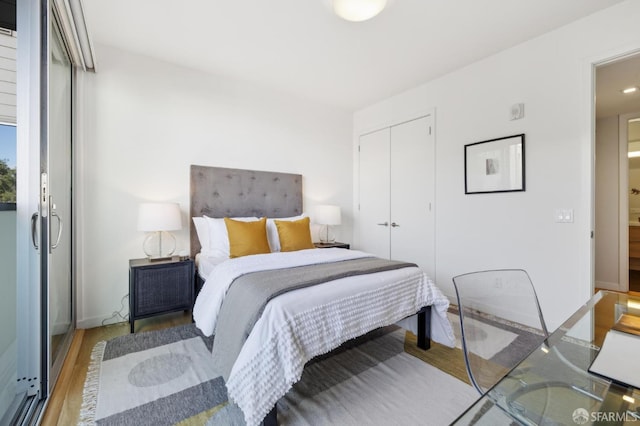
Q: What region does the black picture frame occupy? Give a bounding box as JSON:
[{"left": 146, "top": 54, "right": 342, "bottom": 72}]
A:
[{"left": 464, "top": 134, "right": 525, "bottom": 194}]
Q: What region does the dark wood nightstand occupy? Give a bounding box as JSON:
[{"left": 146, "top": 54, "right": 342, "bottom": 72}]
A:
[
  {"left": 129, "top": 257, "right": 195, "bottom": 333},
  {"left": 314, "top": 242, "right": 350, "bottom": 249}
]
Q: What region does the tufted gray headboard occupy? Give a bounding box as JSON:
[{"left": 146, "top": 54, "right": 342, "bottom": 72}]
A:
[{"left": 190, "top": 165, "right": 303, "bottom": 258}]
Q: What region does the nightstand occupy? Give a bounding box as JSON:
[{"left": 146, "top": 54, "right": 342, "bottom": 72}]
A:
[
  {"left": 314, "top": 242, "right": 350, "bottom": 249},
  {"left": 129, "top": 257, "right": 195, "bottom": 333}
]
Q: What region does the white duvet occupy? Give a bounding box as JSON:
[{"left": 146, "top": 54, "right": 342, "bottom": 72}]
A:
[{"left": 193, "top": 248, "right": 455, "bottom": 426}]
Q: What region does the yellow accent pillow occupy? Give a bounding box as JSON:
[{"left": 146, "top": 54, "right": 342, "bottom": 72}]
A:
[
  {"left": 224, "top": 217, "right": 271, "bottom": 258},
  {"left": 275, "top": 217, "right": 315, "bottom": 252}
]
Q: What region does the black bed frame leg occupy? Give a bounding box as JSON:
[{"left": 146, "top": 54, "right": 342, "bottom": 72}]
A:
[
  {"left": 262, "top": 406, "right": 277, "bottom": 426},
  {"left": 417, "top": 306, "right": 431, "bottom": 350}
]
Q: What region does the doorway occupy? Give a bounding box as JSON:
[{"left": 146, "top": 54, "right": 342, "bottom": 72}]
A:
[
  {"left": 594, "top": 53, "right": 640, "bottom": 294},
  {"left": 625, "top": 114, "right": 640, "bottom": 292}
]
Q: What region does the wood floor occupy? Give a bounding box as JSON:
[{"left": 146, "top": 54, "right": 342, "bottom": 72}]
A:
[{"left": 41, "top": 312, "right": 192, "bottom": 426}]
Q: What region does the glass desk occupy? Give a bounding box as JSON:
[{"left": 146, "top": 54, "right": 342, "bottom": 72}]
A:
[{"left": 453, "top": 290, "right": 640, "bottom": 425}]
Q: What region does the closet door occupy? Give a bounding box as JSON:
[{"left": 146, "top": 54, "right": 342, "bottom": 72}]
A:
[
  {"left": 390, "top": 116, "right": 435, "bottom": 276},
  {"left": 358, "top": 127, "right": 391, "bottom": 259}
]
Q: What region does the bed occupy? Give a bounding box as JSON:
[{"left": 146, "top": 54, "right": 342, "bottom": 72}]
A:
[{"left": 189, "top": 165, "right": 455, "bottom": 426}]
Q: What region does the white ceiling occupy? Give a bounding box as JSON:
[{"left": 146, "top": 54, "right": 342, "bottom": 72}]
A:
[{"left": 82, "top": 0, "right": 625, "bottom": 111}]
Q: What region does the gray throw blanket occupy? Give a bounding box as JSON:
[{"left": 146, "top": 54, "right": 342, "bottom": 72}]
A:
[{"left": 212, "top": 257, "right": 417, "bottom": 380}]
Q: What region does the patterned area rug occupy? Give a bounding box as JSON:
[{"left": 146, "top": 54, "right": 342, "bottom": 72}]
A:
[{"left": 79, "top": 323, "right": 478, "bottom": 425}]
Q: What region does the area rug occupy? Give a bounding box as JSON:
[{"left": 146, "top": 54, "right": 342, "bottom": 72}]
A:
[{"left": 79, "top": 323, "right": 478, "bottom": 426}]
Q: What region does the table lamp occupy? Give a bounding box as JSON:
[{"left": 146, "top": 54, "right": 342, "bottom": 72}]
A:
[
  {"left": 137, "top": 202, "right": 182, "bottom": 260},
  {"left": 315, "top": 205, "right": 341, "bottom": 243}
]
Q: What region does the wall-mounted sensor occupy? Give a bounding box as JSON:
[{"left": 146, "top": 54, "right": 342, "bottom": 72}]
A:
[{"left": 510, "top": 103, "right": 524, "bottom": 120}]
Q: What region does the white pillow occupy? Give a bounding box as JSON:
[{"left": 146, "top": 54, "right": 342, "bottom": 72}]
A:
[
  {"left": 266, "top": 214, "right": 306, "bottom": 252},
  {"left": 192, "top": 217, "right": 211, "bottom": 255},
  {"left": 204, "top": 216, "right": 259, "bottom": 258}
]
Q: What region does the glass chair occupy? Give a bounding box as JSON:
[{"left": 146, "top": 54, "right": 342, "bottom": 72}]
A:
[
  {"left": 451, "top": 269, "right": 549, "bottom": 394},
  {"left": 453, "top": 270, "right": 606, "bottom": 424}
]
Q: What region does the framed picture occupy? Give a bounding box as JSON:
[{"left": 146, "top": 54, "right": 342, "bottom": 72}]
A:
[{"left": 464, "top": 134, "right": 525, "bottom": 194}]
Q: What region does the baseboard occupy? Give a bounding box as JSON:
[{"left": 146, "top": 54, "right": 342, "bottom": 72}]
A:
[
  {"left": 595, "top": 280, "right": 622, "bottom": 291},
  {"left": 77, "top": 315, "right": 127, "bottom": 330}
]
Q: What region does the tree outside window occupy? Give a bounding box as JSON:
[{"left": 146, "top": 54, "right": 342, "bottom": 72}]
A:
[{"left": 0, "top": 124, "right": 16, "bottom": 208}]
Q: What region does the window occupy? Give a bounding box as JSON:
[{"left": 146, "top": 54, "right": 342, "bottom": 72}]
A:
[{"left": 0, "top": 123, "right": 16, "bottom": 209}]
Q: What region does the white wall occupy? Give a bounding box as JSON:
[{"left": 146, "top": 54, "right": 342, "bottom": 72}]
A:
[
  {"left": 354, "top": 0, "right": 640, "bottom": 330},
  {"left": 595, "top": 116, "right": 619, "bottom": 289},
  {"left": 76, "top": 45, "right": 353, "bottom": 328}
]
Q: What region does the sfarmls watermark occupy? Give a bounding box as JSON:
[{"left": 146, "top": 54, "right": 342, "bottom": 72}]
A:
[{"left": 573, "top": 408, "right": 640, "bottom": 424}]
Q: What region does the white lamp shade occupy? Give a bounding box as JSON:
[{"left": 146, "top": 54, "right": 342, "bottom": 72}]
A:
[
  {"left": 315, "top": 205, "right": 342, "bottom": 226},
  {"left": 137, "top": 203, "right": 182, "bottom": 232},
  {"left": 332, "top": 0, "right": 387, "bottom": 22}
]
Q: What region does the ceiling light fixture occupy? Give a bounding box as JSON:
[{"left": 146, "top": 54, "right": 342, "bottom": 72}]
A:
[
  {"left": 622, "top": 86, "right": 638, "bottom": 94},
  {"left": 332, "top": 0, "right": 387, "bottom": 22}
]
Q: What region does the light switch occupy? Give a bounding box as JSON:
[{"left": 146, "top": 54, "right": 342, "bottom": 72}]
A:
[
  {"left": 555, "top": 210, "right": 564, "bottom": 222},
  {"left": 555, "top": 208, "right": 574, "bottom": 223}
]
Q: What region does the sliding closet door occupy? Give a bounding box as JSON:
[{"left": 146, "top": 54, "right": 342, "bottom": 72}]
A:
[
  {"left": 389, "top": 116, "right": 435, "bottom": 277},
  {"left": 358, "top": 128, "right": 391, "bottom": 259},
  {"left": 46, "top": 12, "right": 74, "bottom": 389}
]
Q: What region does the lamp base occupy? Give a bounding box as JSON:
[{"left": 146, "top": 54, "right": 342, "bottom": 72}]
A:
[
  {"left": 148, "top": 255, "right": 175, "bottom": 262},
  {"left": 143, "top": 231, "right": 177, "bottom": 258},
  {"left": 319, "top": 225, "right": 336, "bottom": 244}
]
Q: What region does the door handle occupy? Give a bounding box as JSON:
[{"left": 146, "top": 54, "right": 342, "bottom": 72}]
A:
[
  {"left": 51, "top": 210, "right": 63, "bottom": 250},
  {"left": 377, "top": 222, "right": 389, "bottom": 227},
  {"left": 391, "top": 222, "right": 400, "bottom": 228},
  {"left": 31, "top": 212, "right": 39, "bottom": 250}
]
